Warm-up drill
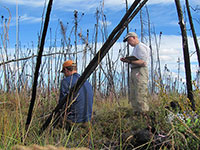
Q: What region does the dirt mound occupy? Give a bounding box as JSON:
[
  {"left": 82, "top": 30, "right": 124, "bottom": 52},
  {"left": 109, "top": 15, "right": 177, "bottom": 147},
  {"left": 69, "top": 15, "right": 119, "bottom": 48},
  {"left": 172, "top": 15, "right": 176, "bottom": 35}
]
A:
[{"left": 12, "top": 145, "right": 89, "bottom": 150}]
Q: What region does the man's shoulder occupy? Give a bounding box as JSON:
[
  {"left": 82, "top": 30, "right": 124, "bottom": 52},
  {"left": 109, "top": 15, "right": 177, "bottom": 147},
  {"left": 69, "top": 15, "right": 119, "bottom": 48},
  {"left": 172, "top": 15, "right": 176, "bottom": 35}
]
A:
[
  {"left": 63, "top": 74, "right": 77, "bottom": 82},
  {"left": 138, "top": 42, "right": 148, "bottom": 47},
  {"left": 73, "top": 73, "right": 81, "bottom": 78},
  {"left": 138, "top": 42, "right": 150, "bottom": 50},
  {"left": 65, "top": 73, "right": 80, "bottom": 79}
]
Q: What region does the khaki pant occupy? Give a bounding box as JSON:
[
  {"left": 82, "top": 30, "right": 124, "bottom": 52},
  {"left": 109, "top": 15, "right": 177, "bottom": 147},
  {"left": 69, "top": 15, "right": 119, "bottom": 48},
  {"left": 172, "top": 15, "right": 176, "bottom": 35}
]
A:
[{"left": 129, "top": 66, "right": 149, "bottom": 112}]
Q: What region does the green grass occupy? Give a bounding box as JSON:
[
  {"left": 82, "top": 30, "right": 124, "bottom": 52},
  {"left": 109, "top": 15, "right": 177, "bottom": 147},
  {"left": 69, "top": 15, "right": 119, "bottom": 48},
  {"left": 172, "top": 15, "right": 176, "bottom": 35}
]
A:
[{"left": 0, "top": 88, "right": 200, "bottom": 150}]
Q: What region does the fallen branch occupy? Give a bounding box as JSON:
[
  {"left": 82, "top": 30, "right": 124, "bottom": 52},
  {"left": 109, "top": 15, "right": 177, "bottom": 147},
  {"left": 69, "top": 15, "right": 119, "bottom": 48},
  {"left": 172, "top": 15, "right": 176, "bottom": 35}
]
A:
[{"left": 0, "top": 50, "right": 86, "bottom": 67}]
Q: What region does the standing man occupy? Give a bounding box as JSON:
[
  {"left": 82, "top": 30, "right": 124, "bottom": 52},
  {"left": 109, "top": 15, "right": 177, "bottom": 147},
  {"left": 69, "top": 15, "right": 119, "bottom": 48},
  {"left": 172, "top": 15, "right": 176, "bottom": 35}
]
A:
[
  {"left": 120, "top": 32, "right": 150, "bottom": 113},
  {"left": 58, "top": 60, "right": 93, "bottom": 128}
]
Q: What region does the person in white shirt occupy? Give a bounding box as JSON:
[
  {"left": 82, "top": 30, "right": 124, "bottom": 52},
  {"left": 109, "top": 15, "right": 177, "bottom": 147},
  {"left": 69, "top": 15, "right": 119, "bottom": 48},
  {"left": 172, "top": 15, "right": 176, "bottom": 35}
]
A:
[{"left": 120, "top": 32, "right": 150, "bottom": 113}]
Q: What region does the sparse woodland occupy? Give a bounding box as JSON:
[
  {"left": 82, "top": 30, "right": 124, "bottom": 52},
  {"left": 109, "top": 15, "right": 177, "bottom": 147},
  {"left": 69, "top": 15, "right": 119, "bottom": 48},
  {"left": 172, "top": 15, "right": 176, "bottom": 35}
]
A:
[{"left": 0, "top": 0, "right": 200, "bottom": 149}]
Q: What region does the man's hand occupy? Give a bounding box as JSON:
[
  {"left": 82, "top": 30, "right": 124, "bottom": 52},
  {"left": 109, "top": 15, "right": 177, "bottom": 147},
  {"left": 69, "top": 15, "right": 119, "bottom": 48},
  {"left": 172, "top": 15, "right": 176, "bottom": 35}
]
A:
[
  {"left": 121, "top": 57, "right": 147, "bottom": 67},
  {"left": 142, "top": 61, "right": 147, "bottom": 67},
  {"left": 120, "top": 57, "right": 130, "bottom": 63}
]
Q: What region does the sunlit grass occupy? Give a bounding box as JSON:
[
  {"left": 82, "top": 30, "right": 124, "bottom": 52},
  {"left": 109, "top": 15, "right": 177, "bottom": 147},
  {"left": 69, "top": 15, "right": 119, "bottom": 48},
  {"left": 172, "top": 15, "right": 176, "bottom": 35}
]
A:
[{"left": 0, "top": 87, "right": 200, "bottom": 149}]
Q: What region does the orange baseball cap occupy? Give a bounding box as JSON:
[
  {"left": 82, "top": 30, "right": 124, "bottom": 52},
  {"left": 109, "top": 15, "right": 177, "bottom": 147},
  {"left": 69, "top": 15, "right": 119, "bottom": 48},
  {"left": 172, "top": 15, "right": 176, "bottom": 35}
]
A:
[{"left": 61, "top": 60, "right": 76, "bottom": 72}]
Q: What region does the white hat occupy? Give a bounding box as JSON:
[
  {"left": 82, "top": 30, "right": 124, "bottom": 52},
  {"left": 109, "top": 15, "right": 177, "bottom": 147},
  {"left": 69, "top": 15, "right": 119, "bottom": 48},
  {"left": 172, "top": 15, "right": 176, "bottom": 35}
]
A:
[{"left": 123, "top": 32, "right": 138, "bottom": 42}]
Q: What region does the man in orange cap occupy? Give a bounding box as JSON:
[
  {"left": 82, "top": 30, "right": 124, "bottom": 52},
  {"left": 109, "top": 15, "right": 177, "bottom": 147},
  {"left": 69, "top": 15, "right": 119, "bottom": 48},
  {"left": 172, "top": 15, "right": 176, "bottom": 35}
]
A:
[{"left": 58, "top": 60, "right": 93, "bottom": 130}]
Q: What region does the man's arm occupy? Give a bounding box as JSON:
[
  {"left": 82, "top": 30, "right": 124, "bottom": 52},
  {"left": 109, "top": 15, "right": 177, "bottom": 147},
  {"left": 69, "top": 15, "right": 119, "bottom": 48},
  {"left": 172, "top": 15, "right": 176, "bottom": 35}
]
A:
[
  {"left": 59, "top": 79, "right": 69, "bottom": 104},
  {"left": 125, "top": 56, "right": 138, "bottom": 61},
  {"left": 130, "top": 59, "right": 147, "bottom": 67},
  {"left": 120, "top": 57, "right": 146, "bottom": 67}
]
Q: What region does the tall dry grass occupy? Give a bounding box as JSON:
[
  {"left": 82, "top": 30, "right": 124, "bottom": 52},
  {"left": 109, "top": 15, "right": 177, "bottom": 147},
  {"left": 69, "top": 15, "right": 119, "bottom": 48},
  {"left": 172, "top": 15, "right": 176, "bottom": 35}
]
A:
[{"left": 0, "top": 87, "right": 200, "bottom": 149}]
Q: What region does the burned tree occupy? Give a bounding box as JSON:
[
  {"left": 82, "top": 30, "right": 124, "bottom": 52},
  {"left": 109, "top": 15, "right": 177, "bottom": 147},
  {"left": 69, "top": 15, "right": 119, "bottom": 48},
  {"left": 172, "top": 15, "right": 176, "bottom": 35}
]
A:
[
  {"left": 174, "top": 0, "right": 195, "bottom": 110},
  {"left": 185, "top": 0, "right": 200, "bottom": 67},
  {"left": 25, "top": 0, "right": 54, "bottom": 131}
]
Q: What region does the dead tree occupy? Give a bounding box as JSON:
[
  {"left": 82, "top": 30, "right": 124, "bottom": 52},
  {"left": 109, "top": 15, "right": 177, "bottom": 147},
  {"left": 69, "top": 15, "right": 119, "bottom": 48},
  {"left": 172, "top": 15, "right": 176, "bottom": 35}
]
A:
[
  {"left": 93, "top": 9, "right": 100, "bottom": 94},
  {"left": 81, "top": 29, "right": 89, "bottom": 72},
  {"left": 140, "top": 9, "right": 144, "bottom": 43},
  {"left": 74, "top": 10, "right": 78, "bottom": 64},
  {"left": 103, "top": 18, "right": 117, "bottom": 98},
  {"left": 39, "top": 0, "right": 149, "bottom": 135},
  {"left": 174, "top": 0, "right": 195, "bottom": 110},
  {"left": 153, "top": 29, "right": 163, "bottom": 87},
  {"left": 0, "top": 8, "right": 11, "bottom": 92},
  {"left": 146, "top": 6, "right": 154, "bottom": 94},
  {"left": 177, "top": 57, "right": 181, "bottom": 91},
  {"left": 196, "top": 69, "right": 200, "bottom": 87},
  {"left": 59, "top": 20, "right": 71, "bottom": 60},
  {"left": 25, "top": 0, "right": 54, "bottom": 131},
  {"left": 185, "top": 0, "right": 200, "bottom": 67},
  {"left": 125, "top": 0, "right": 130, "bottom": 99},
  {"left": 97, "top": 3, "right": 117, "bottom": 99}
]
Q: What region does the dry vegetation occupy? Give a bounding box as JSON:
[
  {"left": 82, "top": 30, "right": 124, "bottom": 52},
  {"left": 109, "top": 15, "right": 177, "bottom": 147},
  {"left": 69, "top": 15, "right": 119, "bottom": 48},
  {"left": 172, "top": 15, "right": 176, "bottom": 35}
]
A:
[{"left": 0, "top": 88, "right": 200, "bottom": 150}]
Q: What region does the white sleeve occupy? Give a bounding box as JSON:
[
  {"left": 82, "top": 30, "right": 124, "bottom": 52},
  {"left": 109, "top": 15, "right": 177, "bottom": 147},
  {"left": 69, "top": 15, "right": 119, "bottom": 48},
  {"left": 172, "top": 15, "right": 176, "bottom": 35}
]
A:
[{"left": 136, "top": 43, "right": 149, "bottom": 63}]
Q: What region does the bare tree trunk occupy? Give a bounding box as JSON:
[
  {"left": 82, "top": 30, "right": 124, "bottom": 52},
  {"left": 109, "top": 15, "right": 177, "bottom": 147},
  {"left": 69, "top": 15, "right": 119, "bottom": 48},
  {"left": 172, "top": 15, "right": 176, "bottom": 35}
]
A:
[
  {"left": 185, "top": 0, "right": 200, "bottom": 67},
  {"left": 153, "top": 28, "right": 163, "bottom": 87},
  {"left": 177, "top": 57, "right": 180, "bottom": 92},
  {"left": 93, "top": 9, "right": 99, "bottom": 94},
  {"left": 74, "top": 10, "right": 78, "bottom": 64},
  {"left": 57, "top": 44, "right": 64, "bottom": 90},
  {"left": 82, "top": 30, "right": 89, "bottom": 71},
  {"left": 174, "top": 0, "right": 195, "bottom": 110},
  {"left": 25, "top": 0, "right": 54, "bottom": 132},
  {"left": 53, "top": 25, "right": 58, "bottom": 90},
  {"left": 60, "top": 20, "right": 71, "bottom": 60},
  {"left": 125, "top": 0, "right": 130, "bottom": 99},
  {"left": 196, "top": 70, "right": 200, "bottom": 87},
  {"left": 1, "top": 50, "right": 9, "bottom": 92},
  {"left": 158, "top": 32, "right": 162, "bottom": 85},
  {"left": 101, "top": 7, "right": 118, "bottom": 101},
  {"left": 146, "top": 6, "right": 154, "bottom": 94},
  {"left": 140, "top": 9, "right": 144, "bottom": 43},
  {"left": 1, "top": 11, "right": 11, "bottom": 92},
  {"left": 48, "top": 28, "right": 52, "bottom": 110},
  {"left": 31, "top": 51, "right": 35, "bottom": 85}
]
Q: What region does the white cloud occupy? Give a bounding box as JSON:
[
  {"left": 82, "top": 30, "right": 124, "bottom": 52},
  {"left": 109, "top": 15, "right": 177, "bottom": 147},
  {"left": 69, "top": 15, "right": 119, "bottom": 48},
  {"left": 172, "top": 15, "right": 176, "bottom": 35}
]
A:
[
  {"left": 4, "top": 0, "right": 45, "bottom": 7},
  {"left": 146, "top": 0, "right": 174, "bottom": 5},
  {"left": 160, "top": 55, "right": 176, "bottom": 62},
  {"left": 2, "top": 0, "right": 200, "bottom": 14},
  {"left": 191, "top": 0, "right": 200, "bottom": 5},
  {"left": 146, "top": 0, "right": 200, "bottom": 5},
  {"left": 100, "top": 20, "right": 112, "bottom": 27},
  {"left": 20, "top": 14, "right": 41, "bottom": 23},
  {"left": 153, "top": 34, "right": 199, "bottom": 81}
]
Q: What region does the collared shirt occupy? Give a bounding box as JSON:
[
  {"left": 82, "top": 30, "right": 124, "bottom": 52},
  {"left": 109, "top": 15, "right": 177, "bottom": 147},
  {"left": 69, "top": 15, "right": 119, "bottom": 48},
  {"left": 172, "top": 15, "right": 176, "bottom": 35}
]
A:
[
  {"left": 59, "top": 73, "right": 93, "bottom": 123},
  {"left": 131, "top": 42, "right": 150, "bottom": 64}
]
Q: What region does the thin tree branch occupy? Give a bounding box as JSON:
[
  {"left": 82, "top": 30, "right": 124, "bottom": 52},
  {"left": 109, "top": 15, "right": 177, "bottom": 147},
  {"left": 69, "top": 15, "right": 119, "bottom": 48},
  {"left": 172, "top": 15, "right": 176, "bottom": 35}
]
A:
[{"left": 0, "top": 50, "right": 86, "bottom": 67}]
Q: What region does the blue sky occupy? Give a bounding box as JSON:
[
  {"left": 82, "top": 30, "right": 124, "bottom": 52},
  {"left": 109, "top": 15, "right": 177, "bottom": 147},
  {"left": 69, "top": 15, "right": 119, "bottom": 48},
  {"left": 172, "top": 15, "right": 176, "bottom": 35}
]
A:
[{"left": 0, "top": 0, "right": 200, "bottom": 83}]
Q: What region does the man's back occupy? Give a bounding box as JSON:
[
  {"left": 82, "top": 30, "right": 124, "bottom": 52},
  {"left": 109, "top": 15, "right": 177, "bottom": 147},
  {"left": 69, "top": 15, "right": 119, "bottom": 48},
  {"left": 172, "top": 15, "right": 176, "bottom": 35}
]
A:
[{"left": 59, "top": 73, "right": 93, "bottom": 123}]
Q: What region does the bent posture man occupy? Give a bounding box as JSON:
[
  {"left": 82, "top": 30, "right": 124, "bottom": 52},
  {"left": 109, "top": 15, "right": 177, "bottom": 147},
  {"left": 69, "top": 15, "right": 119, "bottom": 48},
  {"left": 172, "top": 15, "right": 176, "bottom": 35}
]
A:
[
  {"left": 58, "top": 60, "right": 93, "bottom": 129},
  {"left": 121, "top": 32, "right": 150, "bottom": 113}
]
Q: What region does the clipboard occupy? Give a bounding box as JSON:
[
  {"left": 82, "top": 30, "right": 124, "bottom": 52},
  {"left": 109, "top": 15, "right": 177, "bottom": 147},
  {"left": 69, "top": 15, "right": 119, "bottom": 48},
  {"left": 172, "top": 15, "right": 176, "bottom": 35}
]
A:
[{"left": 125, "top": 56, "right": 138, "bottom": 61}]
